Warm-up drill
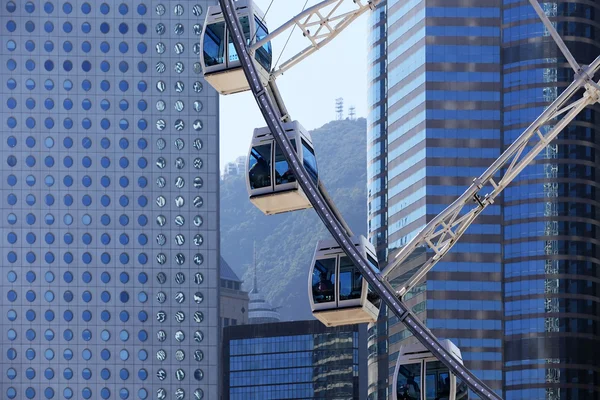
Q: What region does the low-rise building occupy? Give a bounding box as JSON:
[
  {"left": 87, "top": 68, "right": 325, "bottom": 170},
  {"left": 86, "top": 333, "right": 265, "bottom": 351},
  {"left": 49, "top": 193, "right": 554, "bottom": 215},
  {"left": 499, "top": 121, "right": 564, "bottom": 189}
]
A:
[
  {"left": 220, "top": 257, "right": 250, "bottom": 327},
  {"left": 222, "top": 320, "right": 367, "bottom": 400}
]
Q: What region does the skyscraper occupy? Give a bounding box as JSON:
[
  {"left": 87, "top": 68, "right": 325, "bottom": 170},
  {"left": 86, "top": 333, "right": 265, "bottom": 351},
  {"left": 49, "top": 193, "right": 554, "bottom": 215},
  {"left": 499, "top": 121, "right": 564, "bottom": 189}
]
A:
[
  {"left": 367, "top": 1, "right": 599, "bottom": 399},
  {"left": 366, "top": 3, "right": 389, "bottom": 397},
  {"left": 1, "top": 1, "right": 219, "bottom": 399},
  {"left": 502, "top": 3, "right": 599, "bottom": 399}
]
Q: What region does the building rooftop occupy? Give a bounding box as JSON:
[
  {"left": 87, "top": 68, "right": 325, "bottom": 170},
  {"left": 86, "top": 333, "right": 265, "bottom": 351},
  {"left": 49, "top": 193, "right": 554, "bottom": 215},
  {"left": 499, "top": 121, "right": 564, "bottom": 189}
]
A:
[
  {"left": 247, "top": 263, "right": 281, "bottom": 324},
  {"left": 220, "top": 256, "right": 242, "bottom": 283}
]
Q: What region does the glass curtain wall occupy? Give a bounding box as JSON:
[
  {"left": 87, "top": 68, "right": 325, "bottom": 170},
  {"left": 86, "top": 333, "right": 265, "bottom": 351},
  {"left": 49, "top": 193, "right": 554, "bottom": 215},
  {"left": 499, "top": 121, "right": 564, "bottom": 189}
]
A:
[{"left": 502, "top": 2, "right": 600, "bottom": 398}]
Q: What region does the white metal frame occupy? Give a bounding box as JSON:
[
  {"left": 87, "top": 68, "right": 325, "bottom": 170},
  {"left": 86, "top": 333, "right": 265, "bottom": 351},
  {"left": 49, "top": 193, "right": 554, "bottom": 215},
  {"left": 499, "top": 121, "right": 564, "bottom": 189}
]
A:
[{"left": 250, "top": 0, "right": 380, "bottom": 78}]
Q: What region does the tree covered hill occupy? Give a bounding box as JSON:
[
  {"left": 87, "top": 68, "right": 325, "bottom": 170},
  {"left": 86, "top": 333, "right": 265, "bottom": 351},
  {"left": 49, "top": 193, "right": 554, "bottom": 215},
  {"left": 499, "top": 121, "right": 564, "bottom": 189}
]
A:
[{"left": 220, "top": 118, "right": 367, "bottom": 320}]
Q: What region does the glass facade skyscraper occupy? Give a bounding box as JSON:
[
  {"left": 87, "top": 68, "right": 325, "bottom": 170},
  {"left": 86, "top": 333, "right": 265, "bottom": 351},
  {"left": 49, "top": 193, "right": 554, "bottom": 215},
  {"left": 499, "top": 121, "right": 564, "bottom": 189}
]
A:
[
  {"left": 366, "top": 2, "right": 389, "bottom": 397},
  {"left": 1, "top": 1, "right": 219, "bottom": 399},
  {"left": 502, "top": 2, "right": 600, "bottom": 399},
  {"left": 367, "top": 1, "right": 600, "bottom": 399},
  {"left": 222, "top": 320, "right": 367, "bottom": 400}
]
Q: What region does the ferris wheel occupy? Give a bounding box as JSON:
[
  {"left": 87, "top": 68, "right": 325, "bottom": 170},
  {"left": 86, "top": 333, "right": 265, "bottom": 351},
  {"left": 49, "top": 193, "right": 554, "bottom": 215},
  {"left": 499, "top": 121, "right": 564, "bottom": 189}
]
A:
[{"left": 199, "top": 1, "right": 600, "bottom": 399}]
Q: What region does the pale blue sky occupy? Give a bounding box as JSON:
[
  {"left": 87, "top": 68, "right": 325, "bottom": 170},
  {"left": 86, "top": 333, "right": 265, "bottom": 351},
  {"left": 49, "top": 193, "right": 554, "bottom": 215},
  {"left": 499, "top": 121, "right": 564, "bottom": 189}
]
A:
[{"left": 219, "top": 0, "right": 369, "bottom": 167}]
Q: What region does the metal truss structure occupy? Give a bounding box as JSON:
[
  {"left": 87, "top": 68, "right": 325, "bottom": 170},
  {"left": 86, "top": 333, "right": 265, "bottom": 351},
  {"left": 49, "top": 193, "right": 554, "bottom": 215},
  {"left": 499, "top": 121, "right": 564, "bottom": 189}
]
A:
[
  {"left": 250, "top": 0, "right": 379, "bottom": 78},
  {"left": 214, "top": 0, "right": 600, "bottom": 398}
]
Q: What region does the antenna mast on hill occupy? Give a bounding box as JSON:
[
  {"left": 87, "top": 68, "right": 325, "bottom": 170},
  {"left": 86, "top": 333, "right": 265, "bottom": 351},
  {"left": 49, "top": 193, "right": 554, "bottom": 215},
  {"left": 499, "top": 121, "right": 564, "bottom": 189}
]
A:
[
  {"left": 335, "top": 97, "right": 344, "bottom": 120},
  {"left": 348, "top": 106, "right": 356, "bottom": 120}
]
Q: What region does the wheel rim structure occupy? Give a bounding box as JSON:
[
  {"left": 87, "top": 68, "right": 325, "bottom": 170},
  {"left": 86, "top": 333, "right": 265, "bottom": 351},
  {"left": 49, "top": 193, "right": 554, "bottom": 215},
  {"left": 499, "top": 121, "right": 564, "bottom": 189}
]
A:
[{"left": 216, "top": 0, "right": 502, "bottom": 398}]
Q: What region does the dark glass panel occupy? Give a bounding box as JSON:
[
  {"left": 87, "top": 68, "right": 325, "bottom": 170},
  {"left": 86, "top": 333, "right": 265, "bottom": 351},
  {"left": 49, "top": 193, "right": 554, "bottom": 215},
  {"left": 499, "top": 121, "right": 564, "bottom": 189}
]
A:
[
  {"left": 248, "top": 144, "right": 272, "bottom": 189},
  {"left": 312, "top": 258, "right": 336, "bottom": 304},
  {"left": 254, "top": 17, "right": 272, "bottom": 71},
  {"left": 275, "top": 139, "right": 296, "bottom": 185},
  {"left": 302, "top": 139, "right": 318, "bottom": 183},
  {"left": 397, "top": 363, "right": 421, "bottom": 400},
  {"left": 229, "top": 16, "right": 250, "bottom": 63},
  {"left": 339, "top": 256, "right": 362, "bottom": 301},
  {"left": 203, "top": 21, "right": 225, "bottom": 66}
]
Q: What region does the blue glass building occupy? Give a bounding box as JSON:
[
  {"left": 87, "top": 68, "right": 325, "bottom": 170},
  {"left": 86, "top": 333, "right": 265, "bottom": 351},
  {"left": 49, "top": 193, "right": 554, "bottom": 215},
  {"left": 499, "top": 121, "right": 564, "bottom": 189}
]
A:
[
  {"left": 1, "top": 1, "right": 219, "bottom": 399},
  {"left": 502, "top": 2, "right": 600, "bottom": 399},
  {"left": 222, "top": 320, "right": 367, "bottom": 400},
  {"left": 366, "top": 2, "right": 389, "bottom": 396},
  {"left": 367, "top": 0, "right": 503, "bottom": 397},
  {"left": 367, "top": 1, "right": 600, "bottom": 399}
]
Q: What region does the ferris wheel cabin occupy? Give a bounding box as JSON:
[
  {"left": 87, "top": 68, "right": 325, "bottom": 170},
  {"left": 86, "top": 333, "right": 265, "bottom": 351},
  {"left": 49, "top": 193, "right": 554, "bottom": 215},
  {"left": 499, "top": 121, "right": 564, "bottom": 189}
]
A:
[
  {"left": 393, "top": 340, "right": 469, "bottom": 400},
  {"left": 200, "top": 0, "right": 272, "bottom": 95},
  {"left": 309, "top": 236, "right": 381, "bottom": 327},
  {"left": 247, "top": 121, "right": 318, "bottom": 215}
]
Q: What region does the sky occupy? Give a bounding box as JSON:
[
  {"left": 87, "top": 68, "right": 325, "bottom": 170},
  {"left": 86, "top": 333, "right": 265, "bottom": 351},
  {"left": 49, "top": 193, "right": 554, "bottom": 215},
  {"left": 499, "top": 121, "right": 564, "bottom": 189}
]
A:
[{"left": 218, "top": 0, "right": 369, "bottom": 168}]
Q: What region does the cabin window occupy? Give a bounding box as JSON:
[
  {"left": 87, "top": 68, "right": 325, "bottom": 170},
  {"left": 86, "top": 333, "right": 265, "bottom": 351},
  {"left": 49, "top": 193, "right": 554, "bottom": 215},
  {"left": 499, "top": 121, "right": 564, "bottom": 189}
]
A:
[
  {"left": 275, "top": 139, "right": 296, "bottom": 185},
  {"left": 366, "top": 253, "right": 382, "bottom": 306},
  {"left": 339, "top": 256, "right": 362, "bottom": 301},
  {"left": 367, "top": 254, "right": 380, "bottom": 273},
  {"left": 229, "top": 16, "right": 250, "bottom": 63},
  {"left": 312, "top": 258, "right": 336, "bottom": 304},
  {"left": 254, "top": 16, "right": 272, "bottom": 70},
  {"left": 203, "top": 21, "right": 226, "bottom": 66},
  {"left": 302, "top": 139, "right": 318, "bottom": 183},
  {"left": 397, "top": 363, "right": 422, "bottom": 400},
  {"left": 248, "top": 144, "right": 272, "bottom": 189},
  {"left": 425, "top": 361, "right": 450, "bottom": 400}
]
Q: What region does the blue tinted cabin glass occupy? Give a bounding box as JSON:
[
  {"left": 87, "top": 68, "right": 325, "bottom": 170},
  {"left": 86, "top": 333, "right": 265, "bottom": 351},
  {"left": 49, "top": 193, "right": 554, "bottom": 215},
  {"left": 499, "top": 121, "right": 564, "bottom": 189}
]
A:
[
  {"left": 248, "top": 143, "right": 272, "bottom": 189},
  {"left": 312, "top": 257, "right": 336, "bottom": 304},
  {"left": 254, "top": 17, "right": 272, "bottom": 70},
  {"left": 302, "top": 139, "right": 319, "bottom": 183},
  {"left": 203, "top": 21, "right": 226, "bottom": 66},
  {"left": 274, "top": 140, "right": 297, "bottom": 185}
]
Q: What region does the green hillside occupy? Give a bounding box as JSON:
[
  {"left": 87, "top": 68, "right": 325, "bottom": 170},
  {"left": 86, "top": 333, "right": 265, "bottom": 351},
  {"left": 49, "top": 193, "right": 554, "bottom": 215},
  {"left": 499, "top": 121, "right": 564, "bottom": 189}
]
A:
[{"left": 220, "top": 118, "right": 367, "bottom": 320}]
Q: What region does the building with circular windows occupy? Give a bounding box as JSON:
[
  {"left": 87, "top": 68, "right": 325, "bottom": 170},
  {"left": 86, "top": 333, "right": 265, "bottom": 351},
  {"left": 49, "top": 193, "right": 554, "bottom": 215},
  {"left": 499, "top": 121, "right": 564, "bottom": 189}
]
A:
[{"left": 1, "top": 2, "right": 218, "bottom": 399}]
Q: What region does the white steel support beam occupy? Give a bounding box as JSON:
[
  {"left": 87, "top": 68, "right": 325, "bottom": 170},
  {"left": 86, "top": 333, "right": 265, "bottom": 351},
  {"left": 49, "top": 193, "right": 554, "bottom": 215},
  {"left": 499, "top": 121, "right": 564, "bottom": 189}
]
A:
[{"left": 250, "top": 0, "right": 380, "bottom": 78}]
